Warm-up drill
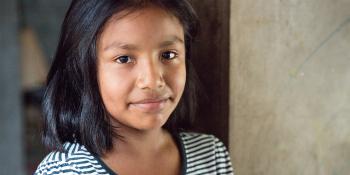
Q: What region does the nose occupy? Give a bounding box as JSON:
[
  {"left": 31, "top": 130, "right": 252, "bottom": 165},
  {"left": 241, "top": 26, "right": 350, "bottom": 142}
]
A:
[{"left": 136, "top": 58, "right": 165, "bottom": 90}]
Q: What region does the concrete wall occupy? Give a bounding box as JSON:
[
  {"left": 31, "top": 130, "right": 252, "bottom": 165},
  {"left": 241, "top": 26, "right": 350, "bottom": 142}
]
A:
[
  {"left": 229, "top": 0, "right": 350, "bottom": 174},
  {"left": 0, "top": 0, "right": 24, "bottom": 174}
]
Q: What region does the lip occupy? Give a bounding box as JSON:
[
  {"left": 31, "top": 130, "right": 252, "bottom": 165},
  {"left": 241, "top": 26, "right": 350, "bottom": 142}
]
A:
[{"left": 129, "top": 98, "right": 169, "bottom": 113}]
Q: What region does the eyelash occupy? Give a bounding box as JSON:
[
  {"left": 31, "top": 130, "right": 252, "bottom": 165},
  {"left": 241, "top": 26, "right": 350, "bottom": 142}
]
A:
[
  {"left": 114, "top": 51, "right": 178, "bottom": 64},
  {"left": 161, "top": 51, "right": 178, "bottom": 61},
  {"left": 114, "top": 55, "right": 134, "bottom": 64}
]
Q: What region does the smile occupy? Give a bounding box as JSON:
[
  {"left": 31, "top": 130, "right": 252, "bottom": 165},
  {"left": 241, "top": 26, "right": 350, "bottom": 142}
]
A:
[{"left": 129, "top": 98, "right": 169, "bottom": 113}]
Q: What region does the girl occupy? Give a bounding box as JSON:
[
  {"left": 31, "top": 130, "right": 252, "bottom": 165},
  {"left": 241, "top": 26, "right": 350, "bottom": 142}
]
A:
[{"left": 35, "top": 0, "right": 233, "bottom": 174}]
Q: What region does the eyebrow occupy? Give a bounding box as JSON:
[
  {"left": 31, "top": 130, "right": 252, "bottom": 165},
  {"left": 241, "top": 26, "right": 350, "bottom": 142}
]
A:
[
  {"left": 103, "top": 42, "right": 139, "bottom": 51},
  {"left": 159, "top": 36, "right": 184, "bottom": 47},
  {"left": 103, "top": 35, "right": 184, "bottom": 51}
]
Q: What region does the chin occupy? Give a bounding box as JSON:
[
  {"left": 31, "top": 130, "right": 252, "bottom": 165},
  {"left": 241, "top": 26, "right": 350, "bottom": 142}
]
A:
[{"left": 132, "top": 114, "right": 169, "bottom": 131}]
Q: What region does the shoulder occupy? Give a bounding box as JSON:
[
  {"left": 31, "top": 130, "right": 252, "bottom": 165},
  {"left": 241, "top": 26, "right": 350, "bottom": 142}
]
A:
[
  {"left": 179, "top": 132, "right": 225, "bottom": 150},
  {"left": 179, "top": 132, "right": 234, "bottom": 175},
  {"left": 34, "top": 142, "right": 106, "bottom": 175}
]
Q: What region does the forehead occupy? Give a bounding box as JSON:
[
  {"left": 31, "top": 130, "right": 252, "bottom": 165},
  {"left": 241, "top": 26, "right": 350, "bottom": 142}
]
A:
[
  {"left": 98, "top": 6, "right": 185, "bottom": 50},
  {"left": 108, "top": 5, "right": 181, "bottom": 25}
]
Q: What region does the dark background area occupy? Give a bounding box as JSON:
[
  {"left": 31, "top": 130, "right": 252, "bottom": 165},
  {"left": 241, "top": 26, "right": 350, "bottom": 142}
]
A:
[
  {"left": 0, "top": 0, "right": 229, "bottom": 174},
  {"left": 190, "top": 0, "right": 230, "bottom": 146}
]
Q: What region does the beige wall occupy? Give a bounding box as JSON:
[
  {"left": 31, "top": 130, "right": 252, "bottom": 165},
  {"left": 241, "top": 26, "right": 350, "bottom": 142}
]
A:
[{"left": 229, "top": 0, "right": 350, "bottom": 174}]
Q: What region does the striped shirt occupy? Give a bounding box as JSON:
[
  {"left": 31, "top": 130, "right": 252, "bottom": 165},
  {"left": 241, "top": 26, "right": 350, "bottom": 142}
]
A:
[{"left": 35, "top": 132, "right": 234, "bottom": 175}]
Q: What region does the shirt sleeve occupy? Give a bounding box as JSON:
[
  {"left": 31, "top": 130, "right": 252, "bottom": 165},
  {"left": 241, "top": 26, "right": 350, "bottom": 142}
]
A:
[
  {"left": 34, "top": 160, "right": 82, "bottom": 175},
  {"left": 213, "top": 137, "right": 234, "bottom": 175}
]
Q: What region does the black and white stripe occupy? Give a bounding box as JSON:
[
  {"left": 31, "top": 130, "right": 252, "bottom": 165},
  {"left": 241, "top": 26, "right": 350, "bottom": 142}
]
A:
[
  {"left": 181, "top": 133, "right": 233, "bottom": 175},
  {"left": 35, "top": 132, "right": 234, "bottom": 175}
]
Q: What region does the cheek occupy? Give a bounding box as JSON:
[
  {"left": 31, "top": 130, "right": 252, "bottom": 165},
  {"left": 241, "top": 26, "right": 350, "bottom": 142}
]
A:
[
  {"left": 167, "top": 64, "right": 186, "bottom": 98},
  {"left": 97, "top": 66, "right": 134, "bottom": 109}
]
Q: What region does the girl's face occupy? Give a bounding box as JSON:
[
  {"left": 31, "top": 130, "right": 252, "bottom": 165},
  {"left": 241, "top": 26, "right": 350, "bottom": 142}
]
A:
[{"left": 97, "top": 6, "right": 186, "bottom": 131}]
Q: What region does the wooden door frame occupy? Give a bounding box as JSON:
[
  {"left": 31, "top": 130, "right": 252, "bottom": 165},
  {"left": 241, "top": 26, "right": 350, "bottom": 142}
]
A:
[{"left": 189, "top": 0, "right": 230, "bottom": 146}]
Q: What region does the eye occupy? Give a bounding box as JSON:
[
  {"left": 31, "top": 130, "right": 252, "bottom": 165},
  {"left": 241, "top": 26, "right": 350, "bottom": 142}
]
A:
[
  {"left": 115, "top": 55, "right": 133, "bottom": 64},
  {"left": 161, "top": 51, "right": 178, "bottom": 60}
]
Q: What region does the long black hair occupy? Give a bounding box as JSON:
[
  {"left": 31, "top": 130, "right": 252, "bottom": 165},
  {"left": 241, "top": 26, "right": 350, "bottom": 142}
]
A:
[{"left": 43, "top": 0, "right": 200, "bottom": 156}]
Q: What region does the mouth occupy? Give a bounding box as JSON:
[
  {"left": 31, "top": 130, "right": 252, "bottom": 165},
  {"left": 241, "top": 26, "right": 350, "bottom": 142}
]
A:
[{"left": 129, "top": 97, "right": 170, "bottom": 113}]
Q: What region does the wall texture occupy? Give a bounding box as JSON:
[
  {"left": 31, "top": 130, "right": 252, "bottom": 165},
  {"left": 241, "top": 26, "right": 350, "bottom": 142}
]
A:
[
  {"left": 229, "top": 0, "right": 350, "bottom": 174},
  {"left": 0, "top": 0, "right": 24, "bottom": 175}
]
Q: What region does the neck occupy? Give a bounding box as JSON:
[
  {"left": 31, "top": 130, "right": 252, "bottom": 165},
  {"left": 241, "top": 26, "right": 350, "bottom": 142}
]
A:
[
  {"left": 100, "top": 126, "right": 181, "bottom": 175},
  {"left": 110, "top": 127, "right": 172, "bottom": 157}
]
